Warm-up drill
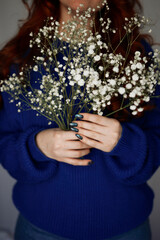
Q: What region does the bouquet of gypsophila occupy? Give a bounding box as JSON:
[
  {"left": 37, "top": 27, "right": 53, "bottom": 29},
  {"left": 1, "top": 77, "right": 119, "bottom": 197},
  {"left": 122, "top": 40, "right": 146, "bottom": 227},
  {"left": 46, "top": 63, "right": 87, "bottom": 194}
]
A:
[{"left": 1, "top": 0, "right": 160, "bottom": 130}]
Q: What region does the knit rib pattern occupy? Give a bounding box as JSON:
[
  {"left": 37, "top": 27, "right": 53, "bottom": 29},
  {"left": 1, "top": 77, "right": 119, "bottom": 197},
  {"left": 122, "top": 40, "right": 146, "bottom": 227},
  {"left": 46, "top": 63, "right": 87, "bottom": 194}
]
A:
[{"left": 0, "top": 40, "right": 160, "bottom": 240}]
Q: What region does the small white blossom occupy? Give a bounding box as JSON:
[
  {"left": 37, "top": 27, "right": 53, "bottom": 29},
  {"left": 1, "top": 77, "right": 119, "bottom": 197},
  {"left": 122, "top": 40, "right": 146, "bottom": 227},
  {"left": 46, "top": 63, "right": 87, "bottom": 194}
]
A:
[
  {"left": 132, "top": 74, "right": 139, "bottom": 81},
  {"left": 74, "top": 74, "right": 81, "bottom": 81},
  {"left": 105, "top": 72, "right": 109, "bottom": 78},
  {"left": 118, "top": 87, "right": 125, "bottom": 95},
  {"left": 130, "top": 105, "right": 136, "bottom": 110},
  {"left": 126, "top": 83, "right": 132, "bottom": 89},
  {"left": 83, "top": 70, "right": 89, "bottom": 77},
  {"left": 108, "top": 79, "right": 116, "bottom": 86},
  {"left": 135, "top": 51, "right": 141, "bottom": 57},
  {"left": 78, "top": 79, "right": 85, "bottom": 86},
  {"left": 132, "top": 110, "right": 138, "bottom": 115},
  {"left": 88, "top": 49, "right": 94, "bottom": 55},
  {"left": 136, "top": 62, "right": 143, "bottom": 69},
  {"left": 99, "top": 66, "right": 104, "bottom": 71},
  {"left": 97, "top": 40, "right": 102, "bottom": 46},
  {"left": 129, "top": 91, "right": 136, "bottom": 98},
  {"left": 33, "top": 65, "right": 38, "bottom": 72},
  {"left": 94, "top": 55, "right": 101, "bottom": 61},
  {"left": 113, "top": 66, "right": 119, "bottom": 73},
  {"left": 131, "top": 64, "right": 137, "bottom": 71},
  {"left": 137, "top": 107, "right": 144, "bottom": 112}
]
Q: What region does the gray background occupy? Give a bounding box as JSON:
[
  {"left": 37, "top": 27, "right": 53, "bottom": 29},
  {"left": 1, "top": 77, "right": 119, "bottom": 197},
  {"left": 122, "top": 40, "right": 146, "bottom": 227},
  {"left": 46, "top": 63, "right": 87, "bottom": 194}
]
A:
[{"left": 0, "top": 0, "right": 160, "bottom": 239}]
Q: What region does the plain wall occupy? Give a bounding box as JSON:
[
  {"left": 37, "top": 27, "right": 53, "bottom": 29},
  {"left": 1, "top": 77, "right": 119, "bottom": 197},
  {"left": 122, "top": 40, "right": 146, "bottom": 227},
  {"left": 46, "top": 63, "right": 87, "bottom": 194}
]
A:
[{"left": 0, "top": 0, "right": 160, "bottom": 239}]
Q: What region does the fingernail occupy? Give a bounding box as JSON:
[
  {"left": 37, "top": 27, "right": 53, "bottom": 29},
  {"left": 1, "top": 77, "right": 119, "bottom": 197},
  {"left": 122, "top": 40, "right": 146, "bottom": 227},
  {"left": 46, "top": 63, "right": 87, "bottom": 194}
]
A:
[
  {"left": 75, "top": 134, "right": 83, "bottom": 140},
  {"left": 71, "top": 127, "right": 79, "bottom": 132},
  {"left": 69, "top": 122, "right": 78, "bottom": 127},
  {"left": 75, "top": 114, "right": 83, "bottom": 119},
  {"left": 88, "top": 161, "right": 93, "bottom": 165}
]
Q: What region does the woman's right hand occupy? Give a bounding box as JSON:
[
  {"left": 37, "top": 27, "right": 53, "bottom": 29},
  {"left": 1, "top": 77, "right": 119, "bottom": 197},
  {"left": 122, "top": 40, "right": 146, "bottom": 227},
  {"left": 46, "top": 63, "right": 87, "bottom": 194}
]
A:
[{"left": 35, "top": 128, "right": 93, "bottom": 166}]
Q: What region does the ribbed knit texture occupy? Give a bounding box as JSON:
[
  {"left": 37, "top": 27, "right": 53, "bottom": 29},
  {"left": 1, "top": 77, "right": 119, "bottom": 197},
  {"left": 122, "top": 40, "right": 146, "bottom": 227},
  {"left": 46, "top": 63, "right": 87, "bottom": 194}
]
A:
[{"left": 0, "top": 40, "right": 160, "bottom": 240}]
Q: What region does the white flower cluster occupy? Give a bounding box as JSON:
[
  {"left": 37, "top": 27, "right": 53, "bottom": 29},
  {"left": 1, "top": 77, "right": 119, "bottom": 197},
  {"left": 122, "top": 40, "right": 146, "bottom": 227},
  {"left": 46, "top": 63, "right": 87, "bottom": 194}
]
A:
[
  {"left": 124, "top": 15, "right": 150, "bottom": 33},
  {"left": 1, "top": 1, "right": 160, "bottom": 129}
]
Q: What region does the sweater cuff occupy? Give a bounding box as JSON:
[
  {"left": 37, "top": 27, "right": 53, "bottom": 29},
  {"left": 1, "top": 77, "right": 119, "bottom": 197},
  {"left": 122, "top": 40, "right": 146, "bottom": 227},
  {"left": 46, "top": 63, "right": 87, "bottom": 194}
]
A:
[
  {"left": 104, "top": 122, "right": 147, "bottom": 179},
  {"left": 27, "top": 128, "right": 57, "bottom": 163},
  {"left": 108, "top": 122, "right": 146, "bottom": 156}
]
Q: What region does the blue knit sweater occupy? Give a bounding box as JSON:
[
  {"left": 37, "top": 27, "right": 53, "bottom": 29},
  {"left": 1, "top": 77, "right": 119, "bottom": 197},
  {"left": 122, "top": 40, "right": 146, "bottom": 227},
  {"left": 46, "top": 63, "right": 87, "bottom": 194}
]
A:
[{"left": 0, "top": 40, "right": 160, "bottom": 240}]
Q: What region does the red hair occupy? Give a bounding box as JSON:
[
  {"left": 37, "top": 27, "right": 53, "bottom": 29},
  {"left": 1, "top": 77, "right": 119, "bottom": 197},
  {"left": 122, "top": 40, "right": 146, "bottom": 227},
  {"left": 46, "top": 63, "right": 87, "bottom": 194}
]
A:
[{"left": 0, "top": 0, "right": 156, "bottom": 121}]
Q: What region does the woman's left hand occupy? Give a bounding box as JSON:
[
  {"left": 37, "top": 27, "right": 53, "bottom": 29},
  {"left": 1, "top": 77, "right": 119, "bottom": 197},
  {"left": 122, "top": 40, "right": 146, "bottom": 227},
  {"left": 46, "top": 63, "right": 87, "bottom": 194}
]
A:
[{"left": 71, "top": 113, "right": 123, "bottom": 153}]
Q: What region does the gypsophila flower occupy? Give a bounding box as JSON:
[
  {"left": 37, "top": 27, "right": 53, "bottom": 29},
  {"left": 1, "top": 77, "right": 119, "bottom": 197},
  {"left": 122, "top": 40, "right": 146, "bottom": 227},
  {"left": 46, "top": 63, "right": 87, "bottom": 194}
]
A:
[
  {"left": 1, "top": 0, "right": 160, "bottom": 130},
  {"left": 118, "top": 87, "right": 126, "bottom": 95},
  {"left": 113, "top": 66, "right": 119, "bottom": 73},
  {"left": 94, "top": 55, "right": 101, "bottom": 61},
  {"left": 132, "top": 74, "right": 139, "bottom": 81},
  {"left": 33, "top": 65, "right": 38, "bottom": 72}
]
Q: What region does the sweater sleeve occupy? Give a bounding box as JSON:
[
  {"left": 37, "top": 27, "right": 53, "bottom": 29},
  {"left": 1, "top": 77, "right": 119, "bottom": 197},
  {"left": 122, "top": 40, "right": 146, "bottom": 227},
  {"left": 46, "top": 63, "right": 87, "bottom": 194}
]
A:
[
  {"left": 0, "top": 92, "right": 59, "bottom": 184},
  {"left": 102, "top": 82, "right": 160, "bottom": 186}
]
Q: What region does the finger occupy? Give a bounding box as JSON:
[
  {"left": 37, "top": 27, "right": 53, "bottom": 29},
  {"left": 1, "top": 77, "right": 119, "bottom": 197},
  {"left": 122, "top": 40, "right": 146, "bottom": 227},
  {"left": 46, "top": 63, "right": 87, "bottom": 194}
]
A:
[
  {"left": 76, "top": 112, "right": 115, "bottom": 126},
  {"left": 64, "top": 141, "right": 93, "bottom": 149},
  {"left": 63, "top": 130, "right": 83, "bottom": 140},
  {"left": 73, "top": 120, "right": 106, "bottom": 136},
  {"left": 76, "top": 127, "right": 104, "bottom": 142},
  {"left": 75, "top": 133, "right": 103, "bottom": 150},
  {"left": 59, "top": 157, "right": 93, "bottom": 166},
  {"left": 65, "top": 148, "right": 91, "bottom": 158}
]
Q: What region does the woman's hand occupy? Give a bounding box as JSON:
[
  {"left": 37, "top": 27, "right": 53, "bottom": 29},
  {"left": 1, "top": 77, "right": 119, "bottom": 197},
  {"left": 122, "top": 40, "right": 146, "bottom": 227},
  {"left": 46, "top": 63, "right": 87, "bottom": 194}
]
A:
[
  {"left": 35, "top": 128, "right": 93, "bottom": 166},
  {"left": 71, "top": 113, "right": 122, "bottom": 153}
]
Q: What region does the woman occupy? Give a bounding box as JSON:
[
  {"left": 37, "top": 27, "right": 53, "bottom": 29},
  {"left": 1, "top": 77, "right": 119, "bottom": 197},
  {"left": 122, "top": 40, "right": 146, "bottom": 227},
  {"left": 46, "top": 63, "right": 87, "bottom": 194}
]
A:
[{"left": 0, "top": 0, "right": 160, "bottom": 239}]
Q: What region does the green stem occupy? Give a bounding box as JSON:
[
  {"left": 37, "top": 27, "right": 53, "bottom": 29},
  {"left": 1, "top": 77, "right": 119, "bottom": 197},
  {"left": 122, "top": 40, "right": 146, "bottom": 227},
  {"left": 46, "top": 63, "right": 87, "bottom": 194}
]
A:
[
  {"left": 150, "top": 95, "right": 160, "bottom": 98},
  {"left": 105, "top": 103, "right": 131, "bottom": 117}
]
